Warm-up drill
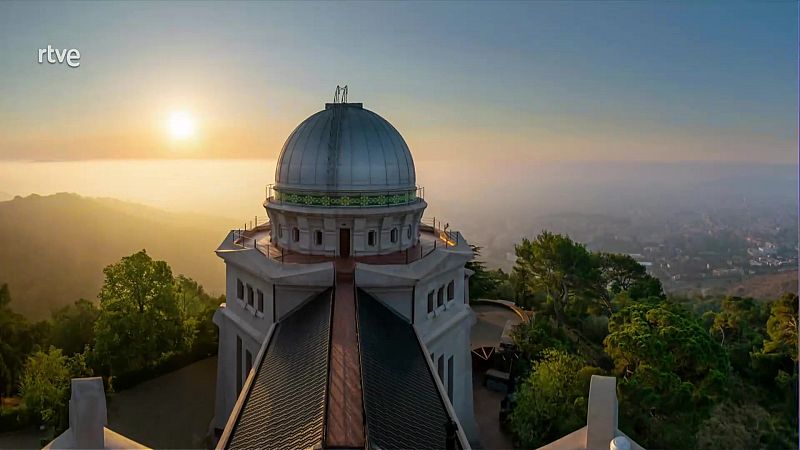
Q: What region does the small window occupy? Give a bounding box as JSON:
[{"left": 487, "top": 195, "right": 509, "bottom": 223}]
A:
[
  {"left": 367, "top": 230, "right": 376, "bottom": 247},
  {"left": 236, "top": 336, "right": 243, "bottom": 395},
  {"left": 447, "top": 280, "right": 455, "bottom": 301},
  {"left": 447, "top": 355, "right": 454, "bottom": 401},
  {"left": 278, "top": 226, "right": 284, "bottom": 239},
  {"left": 236, "top": 279, "right": 244, "bottom": 300},
  {"left": 257, "top": 289, "right": 264, "bottom": 313},
  {"left": 407, "top": 225, "right": 412, "bottom": 239},
  {"left": 437, "top": 355, "right": 444, "bottom": 383},
  {"left": 314, "top": 230, "right": 323, "bottom": 246},
  {"left": 247, "top": 285, "right": 254, "bottom": 308},
  {"left": 427, "top": 290, "right": 434, "bottom": 314},
  {"left": 292, "top": 227, "right": 300, "bottom": 242},
  {"left": 390, "top": 228, "right": 398, "bottom": 243},
  {"left": 245, "top": 350, "right": 253, "bottom": 378},
  {"left": 437, "top": 287, "right": 444, "bottom": 308}
]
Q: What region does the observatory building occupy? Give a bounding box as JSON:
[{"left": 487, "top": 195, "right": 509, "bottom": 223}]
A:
[{"left": 211, "top": 89, "right": 477, "bottom": 449}]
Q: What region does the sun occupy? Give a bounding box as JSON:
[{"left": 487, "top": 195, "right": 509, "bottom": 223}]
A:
[{"left": 167, "top": 111, "right": 196, "bottom": 140}]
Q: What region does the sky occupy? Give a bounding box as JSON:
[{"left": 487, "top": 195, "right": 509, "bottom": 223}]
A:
[{"left": 0, "top": 1, "right": 797, "bottom": 164}]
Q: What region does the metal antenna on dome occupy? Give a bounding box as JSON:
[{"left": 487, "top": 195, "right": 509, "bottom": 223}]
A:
[{"left": 333, "top": 85, "right": 348, "bottom": 103}]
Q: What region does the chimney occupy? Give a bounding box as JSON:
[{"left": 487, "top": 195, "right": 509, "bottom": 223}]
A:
[
  {"left": 68, "top": 377, "right": 107, "bottom": 449},
  {"left": 585, "top": 375, "right": 618, "bottom": 450}
]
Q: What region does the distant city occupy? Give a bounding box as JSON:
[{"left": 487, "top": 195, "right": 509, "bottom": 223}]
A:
[{"left": 496, "top": 205, "right": 797, "bottom": 297}]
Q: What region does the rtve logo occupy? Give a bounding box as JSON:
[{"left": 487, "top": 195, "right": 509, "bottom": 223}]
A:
[{"left": 38, "top": 45, "right": 81, "bottom": 68}]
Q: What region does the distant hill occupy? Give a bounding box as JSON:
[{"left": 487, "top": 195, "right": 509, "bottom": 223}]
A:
[
  {"left": 727, "top": 270, "right": 798, "bottom": 299},
  {"left": 0, "top": 193, "right": 237, "bottom": 320}
]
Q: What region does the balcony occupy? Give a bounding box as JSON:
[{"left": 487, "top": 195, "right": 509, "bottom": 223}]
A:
[
  {"left": 224, "top": 216, "right": 467, "bottom": 266},
  {"left": 265, "top": 184, "right": 425, "bottom": 208}
]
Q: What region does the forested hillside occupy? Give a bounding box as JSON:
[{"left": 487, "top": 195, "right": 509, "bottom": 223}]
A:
[{"left": 0, "top": 193, "right": 234, "bottom": 319}]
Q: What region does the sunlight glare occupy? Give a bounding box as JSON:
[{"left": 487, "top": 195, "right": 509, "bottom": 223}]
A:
[{"left": 168, "top": 111, "right": 196, "bottom": 140}]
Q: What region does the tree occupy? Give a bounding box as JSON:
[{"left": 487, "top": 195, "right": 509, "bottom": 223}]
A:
[
  {"left": 595, "top": 253, "right": 664, "bottom": 315},
  {"left": 512, "top": 318, "right": 574, "bottom": 363},
  {"left": 0, "top": 284, "right": 26, "bottom": 397},
  {"left": 173, "top": 275, "right": 222, "bottom": 354},
  {"left": 94, "top": 250, "right": 184, "bottom": 375},
  {"left": 466, "top": 245, "right": 497, "bottom": 300},
  {"left": 762, "top": 293, "right": 798, "bottom": 362},
  {"left": 50, "top": 299, "right": 100, "bottom": 356},
  {"left": 512, "top": 232, "right": 599, "bottom": 325},
  {"left": 695, "top": 399, "right": 796, "bottom": 450},
  {"left": 604, "top": 299, "right": 729, "bottom": 449},
  {"left": 19, "top": 346, "right": 89, "bottom": 427},
  {"left": 509, "top": 349, "right": 599, "bottom": 448},
  {"left": 708, "top": 296, "right": 769, "bottom": 377},
  {"left": 465, "top": 245, "right": 515, "bottom": 301},
  {"left": 0, "top": 284, "right": 49, "bottom": 398}
]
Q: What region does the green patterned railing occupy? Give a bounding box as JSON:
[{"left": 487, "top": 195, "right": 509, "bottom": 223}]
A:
[{"left": 266, "top": 185, "right": 423, "bottom": 208}]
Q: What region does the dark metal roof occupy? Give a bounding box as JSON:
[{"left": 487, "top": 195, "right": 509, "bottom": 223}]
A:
[
  {"left": 226, "top": 289, "right": 333, "bottom": 450},
  {"left": 357, "top": 289, "right": 453, "bottom": 450},
  {"left": 222, "top": 286, "right": 461, "bottom": 450}
]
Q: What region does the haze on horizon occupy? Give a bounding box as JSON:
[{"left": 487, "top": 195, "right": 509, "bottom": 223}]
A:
[{"left": 0, "top": 1, "right": 797, "bottom": 165}]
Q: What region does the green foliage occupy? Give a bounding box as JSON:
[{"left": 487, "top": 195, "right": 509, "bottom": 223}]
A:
[
  {"left": 19, "top": 346, "right": 87, "bottom": 427},
  {"left": 93, "top": 250, "right": 185, "bottom": 375},
  {"left": 50, "top": 299, "right": 100, "bottom": 356},
  {"left": 511, "top": 232, "right": 663, "bottom": 323},
  {"left": 695, "top": 400, "right": 796, "bottom": 450},
  {"left": 512, "top": 232, "right": 599, "bottom": 324},
  {"left": 0, "top": 284, "right": 26, "bottom": 397},
  {"left": 604, "top": 299, "right": 729, "bottom": 449},
  {"left": 762, "top": 293, "right": 798, "bottom": 362},
  {"left": 0, "top": 284, "right": 49, "bottom": 397},
  {"left": 467, "top": 245, "right": 513, "bottom": 300},
  {"left": 509, "top": 349, "right": 595, "bottom": 448},
  {"left": 708, "top": 296, "right": 769, "bottom": 377},
  {"left": 502, "top": 231, "right": 792, "bottom": 450},
  {"left": 512, "top": 318, "right": 574, "bottom": 363},
  {"left": 598, "top": 252, "right": 648, "bottom": 295},
  {"left": 173, "top": 275, "right": 222, "bottom": 354},
  {"left": 1, "top": 248, "right": 220, "bottom": 417}
]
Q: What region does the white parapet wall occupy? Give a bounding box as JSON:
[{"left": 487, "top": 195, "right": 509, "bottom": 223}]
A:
[{"left": 43, "top": 377, "right": 149, "bottom": 450}]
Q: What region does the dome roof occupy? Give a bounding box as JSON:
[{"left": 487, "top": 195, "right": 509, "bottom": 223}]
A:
[{"left": 275, "top": 103, "right": 416, "bottom": 193}]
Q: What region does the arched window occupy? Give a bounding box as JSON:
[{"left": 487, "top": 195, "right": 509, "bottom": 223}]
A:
[
  {"left": 390, "top": 228, "right": 398, "bottom": 243},
  {"left": 278, "top": 226, "right": 284, "bottom": 239},
  {"left": 407, "top": 225, "right": 412, "bottom": 239},
  {"left": 367, "top": 230, "right": 376, "bottom": 247},
  {"left": 292, "top": 227, "right": 300, "bottom": 242},
  {"left": 314, "top": 230, "right": 323, "bottom": 246}
]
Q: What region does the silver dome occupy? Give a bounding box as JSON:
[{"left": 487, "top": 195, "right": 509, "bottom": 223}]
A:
[{"left": 275, "top": 103, "right": 416, "bottom": 193}]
